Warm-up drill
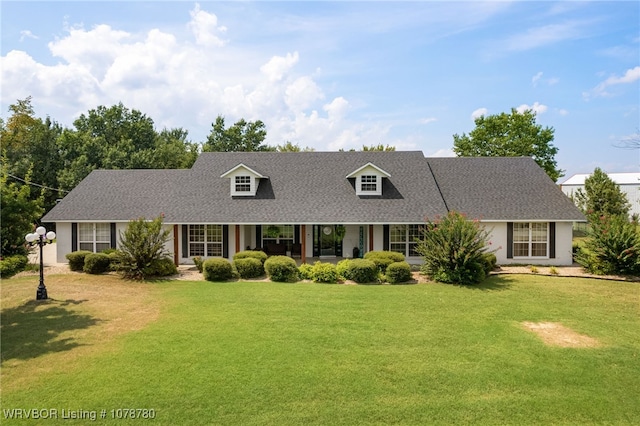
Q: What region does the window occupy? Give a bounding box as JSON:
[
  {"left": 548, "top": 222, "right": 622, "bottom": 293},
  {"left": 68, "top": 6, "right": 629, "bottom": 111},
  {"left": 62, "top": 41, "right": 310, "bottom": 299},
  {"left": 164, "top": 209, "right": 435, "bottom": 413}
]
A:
[
  {"left": 390, "top": 224, "right": 422, "bottom": 257},
  {"left": 513, "top": 222, "right": 548, "bottom": 257},
  {"left": 262, "top": 225, "right": 294, "bottom": 252},
  {"left": 361, "top": 175, "right": 377, "bottom": 192},
  {"left": 235, "top": 175, "right": 251, "bottom": 193},
  {"left": 79, "top": 223, "right": 111, "bottom": 252},
  {"left": 188, "top": 225, "right": 223, "bottom": 257}
]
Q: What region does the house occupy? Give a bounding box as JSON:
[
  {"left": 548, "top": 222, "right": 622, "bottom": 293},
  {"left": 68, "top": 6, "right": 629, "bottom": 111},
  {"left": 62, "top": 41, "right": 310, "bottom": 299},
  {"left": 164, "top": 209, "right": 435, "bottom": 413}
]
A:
[
  {"left": 560, "top": 172, "right": 640, "bottom": 217},
  {"left": 42, "top": 151, "right": 585, "bottom": 266}
]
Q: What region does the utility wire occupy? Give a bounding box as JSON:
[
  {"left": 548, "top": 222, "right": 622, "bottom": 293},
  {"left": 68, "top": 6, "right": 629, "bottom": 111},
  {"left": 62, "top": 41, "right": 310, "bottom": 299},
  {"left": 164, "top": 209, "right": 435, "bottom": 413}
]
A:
[{"left": 6, "top": 173, "right": 69, "bottom": 193}]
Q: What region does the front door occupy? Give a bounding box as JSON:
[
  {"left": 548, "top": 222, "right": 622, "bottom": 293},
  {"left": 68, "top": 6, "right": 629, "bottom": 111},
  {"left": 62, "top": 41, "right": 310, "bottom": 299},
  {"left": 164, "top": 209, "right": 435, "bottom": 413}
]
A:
[{"left": 313, "top": 225, "right": 343, "bottom": 257}]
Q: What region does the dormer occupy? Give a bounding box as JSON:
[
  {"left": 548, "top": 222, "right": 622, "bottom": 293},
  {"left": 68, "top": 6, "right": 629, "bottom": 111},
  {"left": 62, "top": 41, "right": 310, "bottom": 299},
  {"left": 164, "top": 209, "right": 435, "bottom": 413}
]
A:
[
  {"left": 346, "top": 162, "right": 391, "bottom": 196},
  {"left": 220, "top": 163, "right": 267, "bottom": 197}
]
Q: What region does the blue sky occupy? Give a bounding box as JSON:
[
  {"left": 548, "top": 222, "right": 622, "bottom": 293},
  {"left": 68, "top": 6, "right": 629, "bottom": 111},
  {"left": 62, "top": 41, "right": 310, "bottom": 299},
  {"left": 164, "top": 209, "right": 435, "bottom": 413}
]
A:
[{"left": 1, "top": 1, "right": 638, "bottom": 181}]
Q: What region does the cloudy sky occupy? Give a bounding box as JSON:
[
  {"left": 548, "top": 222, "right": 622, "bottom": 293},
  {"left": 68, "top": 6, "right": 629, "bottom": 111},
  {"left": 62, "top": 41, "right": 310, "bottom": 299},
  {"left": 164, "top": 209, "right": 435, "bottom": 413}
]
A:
[{"left": 1, "top": 1, "right": 638, "bottom": 180}]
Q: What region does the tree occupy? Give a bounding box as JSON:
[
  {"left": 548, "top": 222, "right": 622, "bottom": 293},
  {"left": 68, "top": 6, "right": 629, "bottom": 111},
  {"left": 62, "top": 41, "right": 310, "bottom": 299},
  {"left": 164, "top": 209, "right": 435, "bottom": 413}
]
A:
[
  {"left": 1, "top": 160, "right": 44, "bottom": 256},
  {"left": 362, "top": 144, "right": 395, "bottom": 151},
  {"left": 453, "top": 108, "right": 563, "bottom": 182},
  {"left": 573, "top": 168, "right": 630, "bottom": 221},
  {"left": 275, "top": 141, "right": 315, "bottom": 152},
  {"left": 202, "top": 115, "right": 274, "bottom": 152}
]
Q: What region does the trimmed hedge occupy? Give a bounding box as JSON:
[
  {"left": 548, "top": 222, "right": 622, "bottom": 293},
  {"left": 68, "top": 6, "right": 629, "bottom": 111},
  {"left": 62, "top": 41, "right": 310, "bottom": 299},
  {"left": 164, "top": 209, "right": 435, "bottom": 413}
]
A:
[
  {"left": 66, "top": 250, "right": 93, "bottom": 271},
  {"left": 143, "top": 257, "right": 178, "bottom": 277},
  {"left": 234, "top": 250, "right": 268, "bottom": 265},
  {"left": 298, "top": 263, "right": 314, "bottom": 280},
  {"left": 264, "top": 256, "right": 298, "bottom": 282},
  {"left": 311, "top": 262, "right": 338, "bottom": 283},
  {"left": 0, "top": 255, "right": 29, "bottom": 278},
  {"left": 364, "top": 251, "right": 405, "bottom": 273},
  {"left": 385, "top": 261, "right": 412, "bottom": 284},
  {"left": 83, "top": 253, "right": 111, "bottom": 274},
  {"left": 337, "top": 259, "right": 378, "bottom": 283},
  {"left": 234, "top": 257, "right": 264, "bottom": 279},
  {"left": 203, "top": 258, "right": 234, "bottom": 282}
]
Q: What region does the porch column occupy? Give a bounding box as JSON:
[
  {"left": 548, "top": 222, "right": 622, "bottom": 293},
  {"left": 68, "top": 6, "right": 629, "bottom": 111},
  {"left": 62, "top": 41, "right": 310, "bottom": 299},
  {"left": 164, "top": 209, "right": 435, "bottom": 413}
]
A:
[
  {"left": 235, "top": 225, "right": 241, "bottom": 254},
  {"left": 173, "top": 225, "right": 179, "bottom": 266},
  {"left": 369, "top": 225, "right": 374, "bottom": 252},
  {"left": 301, "top": 224, "right": 307, "bottom": 264}
]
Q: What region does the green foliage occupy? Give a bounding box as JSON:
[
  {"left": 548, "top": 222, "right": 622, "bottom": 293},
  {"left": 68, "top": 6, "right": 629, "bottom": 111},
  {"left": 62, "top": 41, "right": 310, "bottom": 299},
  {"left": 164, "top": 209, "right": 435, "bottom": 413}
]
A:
[
  {"left": 0, "top": 255, "right": 29, "bottom": 278},
  {"left": 415, "top": 211, "right": 494, "bottom": 285},
  {"left": 202, "top": 115, "right": 274, "bottom": 152},
  {"left": 337, "top": 259, "right": 379, "bottom": 283},
  {"left": 203, "top": 258, "right": 234, "bottom": 282},
  {"left": 66, "top": 250, "right": 93, "bottom": 272},
  {"left": 83, "top": 253, "right": 112, "bottom": 274},
  {"left": 385, "top": 261, "right": 412, "bottom": 284},
  {"left": 193, "top": 256, "right": 204, "bottom": 273},
  {"left": 264, "top": 256, "right": 298, "bottom": 282},
  {"left": 233, "top": 250, "right": 268, "bottom": 264},
  {"left": 143, "top": 258, "right": 178, "bottom": 277},
  {"left": 113, "top": 216, "right": 173, "bottom": 280},
  {"left": 481, "top": 253, "right": 498, "bottom": 275},
  {"left": 363, "top": 251, "right": 405, "bottom": 273},
  {"left": 577, "top": 215, "right": 640, "bottom": 275},
  {"left": 298, "top": 263, "right": 314, "bottom": 280},
  {"left": 310, "top": 262, "right": 338, "bottom": 283},
  {"left": 453, "top": 108, "right": 563, "bottom": 182},
  {"left": 234, "top": 257, "right": 265, "bottom": 279},
  {"left": 573, "top": 168, "right": 630, "bottom": 221}
]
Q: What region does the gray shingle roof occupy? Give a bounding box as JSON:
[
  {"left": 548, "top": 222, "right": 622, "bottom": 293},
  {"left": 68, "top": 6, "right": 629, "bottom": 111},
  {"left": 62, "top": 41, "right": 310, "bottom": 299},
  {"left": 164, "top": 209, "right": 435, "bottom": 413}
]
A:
[{"left": 42, "top": 152, "right": 585, "bottom": 224}]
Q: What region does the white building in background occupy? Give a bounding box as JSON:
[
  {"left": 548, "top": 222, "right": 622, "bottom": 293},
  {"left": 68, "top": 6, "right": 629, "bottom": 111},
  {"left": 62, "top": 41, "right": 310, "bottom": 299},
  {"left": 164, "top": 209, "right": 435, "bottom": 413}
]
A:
[{"left": 560, "top": 172, "right": 640, "bottom": 217}]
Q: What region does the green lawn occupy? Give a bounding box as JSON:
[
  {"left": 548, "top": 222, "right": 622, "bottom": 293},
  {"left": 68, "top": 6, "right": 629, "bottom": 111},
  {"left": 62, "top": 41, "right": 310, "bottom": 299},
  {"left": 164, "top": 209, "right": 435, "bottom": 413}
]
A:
[{"left": 2, "top": 274, "right": 639, "bottom": 425}]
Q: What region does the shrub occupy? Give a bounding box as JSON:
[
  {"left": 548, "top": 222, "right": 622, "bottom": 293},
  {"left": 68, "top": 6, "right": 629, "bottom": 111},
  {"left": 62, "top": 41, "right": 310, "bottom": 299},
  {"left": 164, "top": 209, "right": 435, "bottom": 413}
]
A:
[
  {"left": 234, "top": 257, "right": 264, "bottom": 279},
  {"left": 336, "top": 259, "right": 353, "bottom": 280},
  {"left": 298, "top": 263, "right": 314, "bottom": 280},
  {"left": 264, "top": 256, "right": 298, "bottom": 282},
  {"left": 530, "top": 265, "right": 539, "bottom": 274},
  {"left": 577, "top": 214, "right": 640, "bottom": 275},
  {"left": 311, "top": 261, "right": 338, "bottom": 283},
  {"left": 113, "top": 216, "right": 173, "bottom": 280},
  {"left": 234, "top": 250, "right": 268, "bottom": 265},
  {"left": 193, "top": 256, "right": 204, "bottom": 273},
  {"left": 337, "top": 258, "right": 379, "bottom": 283},
  {"left": 66, "top": 250, "right": 93, "bottom": 272},
  {"left": 364, "top": 251, "right": 405, "bottom": 273},
  {"left": 549, "top": 266, "right": 559, "bottom": 275},
  {"left": 0, "top": 255, "right": 29, "bottom": 278},
  {"left": 143, "top": 257, "right": 178, "bottom": 277},
  {"left": 386, "top": 261, "right": 412, "bottom": 284},
  {"left": 415, "top": 211, "right": 494, "bottom": 285},
  {"left": 203, "top": 258, "right": 234, "bottom": 282},
  {"left": 481, "top": 253, "right": 497, "bottom": 276},
  {"left": 83, "top": 253, "right": 111, "bottom": 274}
]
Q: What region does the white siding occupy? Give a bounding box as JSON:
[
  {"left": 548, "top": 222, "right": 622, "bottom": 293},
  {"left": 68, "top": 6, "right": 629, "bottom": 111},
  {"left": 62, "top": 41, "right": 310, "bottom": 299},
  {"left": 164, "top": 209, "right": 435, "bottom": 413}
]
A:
[{"left": 55, "top": 222, "right": 72, "bottom": 263}]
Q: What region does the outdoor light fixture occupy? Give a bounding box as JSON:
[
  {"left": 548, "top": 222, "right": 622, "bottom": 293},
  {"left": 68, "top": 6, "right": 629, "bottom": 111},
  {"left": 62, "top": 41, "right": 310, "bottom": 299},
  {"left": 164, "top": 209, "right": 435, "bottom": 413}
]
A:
[{"left": 25, "top": 226, "right": 56, "bottom": 300}]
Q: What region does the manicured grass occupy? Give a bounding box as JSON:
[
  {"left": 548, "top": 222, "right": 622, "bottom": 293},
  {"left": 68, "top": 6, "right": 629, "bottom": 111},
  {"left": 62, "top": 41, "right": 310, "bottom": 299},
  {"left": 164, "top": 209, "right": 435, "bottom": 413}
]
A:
[{"left": 2, "top": 274, "right": 639, "bottom": 425}]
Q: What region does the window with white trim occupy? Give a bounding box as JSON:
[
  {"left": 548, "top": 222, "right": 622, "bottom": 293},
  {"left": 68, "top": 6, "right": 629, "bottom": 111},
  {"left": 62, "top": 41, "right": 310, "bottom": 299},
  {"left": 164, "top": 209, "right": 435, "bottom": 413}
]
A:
[
  {"left": 79, "top": 223, "right": 111, "bottom": 252},
  {"left": 189, "top": 225, "right": 223, "bottom": 257},
  {"left": 262, "top": 225, "right": 294, "bottom": 252},
  {"left": 361, "top": 175, "right": 378, "bottom": 192},
  {"left": 390, "top": 224, "right": 422, "bottom": 257},
  {"left": 235, "top": 175, "right": 251, "bottom": 193},
  {"left": 513, "top": 222, "right": 548, "bottom": 257}
]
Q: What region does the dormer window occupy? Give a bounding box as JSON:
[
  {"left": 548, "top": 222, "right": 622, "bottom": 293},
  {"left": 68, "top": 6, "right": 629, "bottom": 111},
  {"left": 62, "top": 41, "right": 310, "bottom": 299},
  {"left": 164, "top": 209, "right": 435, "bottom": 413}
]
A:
[
  {"left": 221, "top": 163, "right": 267, "bottom": 197},
  {"left": 346, "top": 162, "right": 390, "bottom": 196}
]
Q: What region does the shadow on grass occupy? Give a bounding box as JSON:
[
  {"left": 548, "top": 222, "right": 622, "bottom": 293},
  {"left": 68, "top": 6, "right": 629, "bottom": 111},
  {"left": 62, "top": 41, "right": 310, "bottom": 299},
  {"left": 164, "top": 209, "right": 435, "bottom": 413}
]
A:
[
  {"left": 1, "top": 299, "right": 101, "bottom": 363},
  {"left": 452, "top": 275, "right": 515, "bottom": 291}
]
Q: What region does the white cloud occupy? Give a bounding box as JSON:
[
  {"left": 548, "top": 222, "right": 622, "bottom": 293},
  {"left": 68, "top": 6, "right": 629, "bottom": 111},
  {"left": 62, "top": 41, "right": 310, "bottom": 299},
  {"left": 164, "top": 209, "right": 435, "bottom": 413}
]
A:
[
  {"left": 419, "top": 117, "right": 438, "bottom": 124},
  {"left": 188, "top": 3, "right": 226, "bottom": 47},
  {"left": 584, "top": 66, "right": 640, "bottom": 99},
  {"left": 503, "top": 20, "right": 591, "bottom": 52},
  {"left": 285, "top": 76, "right": 323, "bottom": 112},
  {"left": 19, "top": 30, "right": 38, "bottom": 41},
  {"left": 471, "top": 108, "right": 488, "bottom": 120},
  {"left": 532, "top": 71, "right": 543, "bottom": 86},
  {"left": 426, "top": 148, "right": 456, "bottom": 157},
  {"left": 516, "top": 102, "right": 548, "bottom": 115},
  {"left": 260, "top": 52, "right": 299, "bottom": 82}
]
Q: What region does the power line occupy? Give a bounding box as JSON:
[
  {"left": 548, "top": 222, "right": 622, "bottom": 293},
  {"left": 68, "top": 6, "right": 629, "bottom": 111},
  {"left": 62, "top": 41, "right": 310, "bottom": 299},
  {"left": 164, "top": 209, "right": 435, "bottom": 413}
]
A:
[{"left": 6, "top": 173, "right": 69, "bottom": 193}]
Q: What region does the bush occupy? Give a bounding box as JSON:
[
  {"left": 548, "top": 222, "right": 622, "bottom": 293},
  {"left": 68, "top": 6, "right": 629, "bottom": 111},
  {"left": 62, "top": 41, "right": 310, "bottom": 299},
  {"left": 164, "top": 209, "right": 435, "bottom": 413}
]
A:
[
  {"left": 264, "top": 256, "right": 298, "bottom": 282},
  {"left": 298, "top": 263, "right": 314, "bottom": 280},
  {"left": 203, "top": 258, "right": 234, "bottom": 282},
  {"left": 193, "top": 256, "right": 204, "bottom": 273},
  {"left": 337, "top": 259, "right": 379, "bottom": 283},
  {"left": 415, "top": 211, "right": 494, "bottom": 285},
  {"left": 234, "top": 250, "right": 268, "bottom": 265},
  {"left": 364, "top": 251, "right": 405, "bottom": 273},
  {"left": 0, "top": 255, "right": 29, "bottom": 278},
  {"left": 480, "top": 253, "right": 497, "bottom": 276},
  {"left": 66, "top": 250, "right": 93, "bottom": 272},
  {"left": 143, "top": 257, "right": 178, "bottom": 277},
  {"left": 83, "top": 253, "right": 111, "bottom": 274},
  {"left": 114, "top": 216, "right": 172, "bottom": 280},
  {"left": 234, "top": 257, "right": 264, "bottom": 279},
  {"left": 311, "top": 261, "right": 338, "bottom": 283},
  {"left": 386, "top": 261, "right": 412, "bottom": 284}
]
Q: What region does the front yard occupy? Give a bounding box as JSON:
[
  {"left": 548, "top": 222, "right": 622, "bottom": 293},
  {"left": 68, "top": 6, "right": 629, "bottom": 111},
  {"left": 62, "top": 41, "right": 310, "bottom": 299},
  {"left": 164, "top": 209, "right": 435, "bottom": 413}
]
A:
[{"left": 1, "top": 274, "right": 639, "bottom": 425}]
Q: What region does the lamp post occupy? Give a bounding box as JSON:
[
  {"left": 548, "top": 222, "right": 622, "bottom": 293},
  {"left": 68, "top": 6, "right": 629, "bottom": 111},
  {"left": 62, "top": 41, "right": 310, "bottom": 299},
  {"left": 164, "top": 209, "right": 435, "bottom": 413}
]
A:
[{"left": 25, "top": 226, "right": 56, "bottom": 300}]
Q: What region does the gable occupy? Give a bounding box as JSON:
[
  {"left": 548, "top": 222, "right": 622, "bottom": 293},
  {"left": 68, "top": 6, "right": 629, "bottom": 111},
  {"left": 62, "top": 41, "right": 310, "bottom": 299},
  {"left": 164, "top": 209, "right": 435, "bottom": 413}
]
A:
[{"left": 220, "top": 163, "right": 267, "bottom": 197}]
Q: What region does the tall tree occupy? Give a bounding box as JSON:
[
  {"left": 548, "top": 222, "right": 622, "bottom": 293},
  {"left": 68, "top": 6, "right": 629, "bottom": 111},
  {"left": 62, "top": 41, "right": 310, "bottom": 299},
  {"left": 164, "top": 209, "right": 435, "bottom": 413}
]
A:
[
  {"left": 453, "top": 108, "right": 563, "bottom": 182},
  {"left": 202, "top": 116, "right": 273, "bottom": 152},
  {"left": 275, "top": 141, "right": 315, "bottom": 152},
  {"left": 573, "top": 167, "right": 631, "bottom": 221}
]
